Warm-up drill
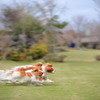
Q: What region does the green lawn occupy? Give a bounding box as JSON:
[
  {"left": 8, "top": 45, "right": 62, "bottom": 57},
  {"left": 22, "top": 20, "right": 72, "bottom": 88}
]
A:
[{"left": 0, "top": 49, "right": 100, "bottom": 100}]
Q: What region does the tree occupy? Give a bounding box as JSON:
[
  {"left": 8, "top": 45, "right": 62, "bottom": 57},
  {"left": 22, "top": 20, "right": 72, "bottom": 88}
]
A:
[
  {"left": 0, "top": 0, "right": 67, "bottom": 56},
  {"left": 87, "top": 21, "right": 100, "bottom": 41},
  {"left": 72, "top": 15, "right": 87, "bottom": 49},
  {"left": 0, "top": 32, "right": 11, "bottom": 59},
  {"left": 29, "top": 0, "right": 67, "bottom": 55},
  {"left": 93, "top": 0, "right": 100, "bottom": 17},
  {"left": 0, "top": 4, "right": 24, "bottom": 33},
  {"left": 0, "top": 2, "right": 45, "bottom": 47}
]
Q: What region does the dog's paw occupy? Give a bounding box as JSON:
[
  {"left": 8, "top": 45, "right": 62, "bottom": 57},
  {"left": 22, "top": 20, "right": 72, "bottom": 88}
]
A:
[{"left": 45, "top": 79, "right": 54, "bottom": 83}]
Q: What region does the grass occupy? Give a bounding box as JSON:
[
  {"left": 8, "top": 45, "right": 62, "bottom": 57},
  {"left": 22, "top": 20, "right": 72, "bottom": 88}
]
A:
[{"left": 0, "top": 49, "right": 100, "bottom": 100}]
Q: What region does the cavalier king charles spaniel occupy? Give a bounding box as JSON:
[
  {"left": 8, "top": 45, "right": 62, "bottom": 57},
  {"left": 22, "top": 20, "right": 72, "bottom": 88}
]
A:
[{"left": 0, "top": 63, "right": 55, "bottom": 86}]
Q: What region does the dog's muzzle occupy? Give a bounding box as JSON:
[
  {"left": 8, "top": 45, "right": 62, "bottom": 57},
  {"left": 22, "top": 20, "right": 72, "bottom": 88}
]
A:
[{"left": 52, "top": 70, "right": 56, "bottom": 73}]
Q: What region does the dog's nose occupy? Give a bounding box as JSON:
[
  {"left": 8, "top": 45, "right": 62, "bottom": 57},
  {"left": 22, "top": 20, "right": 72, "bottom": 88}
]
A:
[{"left": 52, "top": 70, "right": 56, "bottom": 73}]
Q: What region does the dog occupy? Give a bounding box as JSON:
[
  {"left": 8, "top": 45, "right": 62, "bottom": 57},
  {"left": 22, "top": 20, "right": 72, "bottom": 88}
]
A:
[
  {"left": 0, "top": 68, "right": 43, "bottom": 86},
  {"left": 39, "top": 63, "right": 55, "bottom": 83},
  {"left": 13, "top": 63, "right": 55, "bottom": 83},
  {"left": 0, "top": 63, "right": 55, "bottom": 86}
]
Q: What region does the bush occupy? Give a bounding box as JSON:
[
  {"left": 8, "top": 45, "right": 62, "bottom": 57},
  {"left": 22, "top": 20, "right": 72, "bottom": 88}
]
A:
[
  {"left": 55, "top": 55, "right": 66, "bottom": 62},
  {"left": 43, "top": 54, "right": 55, "bottom": 62},
  {"left": 95, "top": 55, "right": 100, "bottom": 61},
  {"left": 19, "top": 53, "right": 26, "bottom": 61},
  {"left": 56, "top": 46, "right": 66, "bottom": 52},
  {"left": 31, "top": 41, "right": 48, "bottom": 59},
  {"left": 9, "top": 51, "right": 20, "bottom": 61},
  {"left": 18, "top": 44, "right": 26, "bottom": 52},
  {"left": 8, "top": 50, "right": 26, "bottom": 61},
  {"left": 0, "top": 55, "right": 2, "bottom": 60},
  {"left": 6, "top": 41, "right": 48, "bottom": 61},
  {"left": 43, "top": 54, "right": 66, "bottom": 62},
  {"left": 96, "top": 45, "right": 100, "bottom": 50},
  {"left": 25, "top": 56, "right": 33, "bottom": 61}
]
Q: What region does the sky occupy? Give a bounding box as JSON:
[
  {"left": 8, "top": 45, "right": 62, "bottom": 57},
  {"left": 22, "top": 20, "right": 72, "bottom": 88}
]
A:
[
  {"left": 59, "top": 0, "right": 99, "bottom": 22},
  {"left": 0, "top": 0, "right": 99, "bottom": 23}
]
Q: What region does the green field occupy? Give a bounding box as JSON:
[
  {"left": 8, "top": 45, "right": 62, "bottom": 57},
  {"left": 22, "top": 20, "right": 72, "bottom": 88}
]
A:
[{"left": 0, "top": 49, "right": 100, "bottom": 100}]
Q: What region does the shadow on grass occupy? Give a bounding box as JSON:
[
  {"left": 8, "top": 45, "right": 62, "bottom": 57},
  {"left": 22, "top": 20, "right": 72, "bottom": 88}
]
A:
[
  {"left": 43, "top": 83, "right": 57, "bottom": 86},
  {"left": 0, "top": 82, "right": 57, "bottom": 87}
]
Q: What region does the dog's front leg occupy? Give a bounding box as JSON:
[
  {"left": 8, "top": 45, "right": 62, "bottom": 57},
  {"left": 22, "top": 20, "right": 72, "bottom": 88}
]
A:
[
  {"left": 27, "top": 82, "right": 43, "bottom": 86},
  {"left": 42, "top": 76, "right": 54, "bottom": 83},
  {"left": 44, "top": 78, "right": 54, "bottom": 83}
]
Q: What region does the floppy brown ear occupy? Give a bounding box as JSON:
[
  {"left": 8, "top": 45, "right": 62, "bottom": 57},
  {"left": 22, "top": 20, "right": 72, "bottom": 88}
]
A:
[
  {"left": 45, "top": 63, "right": 50, "bottom": 66},
  {"left": 48, "top": 64, "right": 52, "bottom": 67},
  {"left": 39, "top": 63, "right": 42, "bottom": 66},
  {"left": 38, "top": 62, "right": 42, "bottom": 64},
  {"left": 34, "top": 69, "right": 38, "bottom": 72},
  {"left": 46, "top": 63, "right": 52, "bottom": 67}
]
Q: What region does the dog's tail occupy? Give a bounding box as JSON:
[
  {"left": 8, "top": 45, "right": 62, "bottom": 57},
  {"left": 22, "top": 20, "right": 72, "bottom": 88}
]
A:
[{"left": 0, "top": 70, "right": 4, "bottom": 75}]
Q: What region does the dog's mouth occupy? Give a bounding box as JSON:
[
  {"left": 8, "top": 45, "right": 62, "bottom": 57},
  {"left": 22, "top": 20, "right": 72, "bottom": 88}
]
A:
[{"left": 47, "top": 70, "right": 52, "bottom": 73}]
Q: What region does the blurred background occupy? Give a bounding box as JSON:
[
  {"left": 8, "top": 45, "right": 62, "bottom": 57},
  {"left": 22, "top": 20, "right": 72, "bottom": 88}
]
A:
[
  {"left": 0, "top": 0, "right": 100, "bottom": 62},
  {"left": 0, "top": 1, "right": 100, "bottom": 100}
]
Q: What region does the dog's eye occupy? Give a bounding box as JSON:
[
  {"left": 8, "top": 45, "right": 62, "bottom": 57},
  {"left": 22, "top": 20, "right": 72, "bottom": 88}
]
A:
[
  {"left": 34, "top": 69, "right": 38, "bottom": 72},
  {"left": 47, "top": 70, "right": 52, "bottom": 72}
]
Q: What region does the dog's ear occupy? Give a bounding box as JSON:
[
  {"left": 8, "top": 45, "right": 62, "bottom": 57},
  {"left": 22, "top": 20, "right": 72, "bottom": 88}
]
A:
[
  {"left": 38, "top": 62, "right": 42, "bottom": 64},
  {"left": 34, "top": 69, "right": 38, "bottom": 72},
  {"left": 46, "top": 63, "right": 52, "bottom": 67},
  {"left": 32, "top": 68, "right": 39, "bottom": 74},
  {"left": 38, "top": 63, "right": 42, "bottom": 67},
  {"left": 48, "top": 64, "right": 52, "bottom": 67},
  {"left": 31, "top": 62, "right": 42, "bottom": 67}
]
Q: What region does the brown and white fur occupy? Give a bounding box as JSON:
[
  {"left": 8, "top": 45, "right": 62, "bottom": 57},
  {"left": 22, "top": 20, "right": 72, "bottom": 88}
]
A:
[
  {"left": 0, "top": 65, "right": 43, "bottom": 86},
  {"left": 0, "top": 63, "right": 55, "bottom": 86},
  {"left": 40, "top": 63, "right": 55, "bottom": 83}
]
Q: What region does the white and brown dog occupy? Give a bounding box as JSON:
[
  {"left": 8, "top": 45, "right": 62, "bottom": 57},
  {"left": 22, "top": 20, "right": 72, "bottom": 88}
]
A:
[
  {"left": 0, "top": 67, "right": 43, "bottom": 86},
  {"left": 40, "top": 63, "right": 55, "bottom": 83},
  {"left": 0, "top": 63, "right": 55, "bottom": 86}
]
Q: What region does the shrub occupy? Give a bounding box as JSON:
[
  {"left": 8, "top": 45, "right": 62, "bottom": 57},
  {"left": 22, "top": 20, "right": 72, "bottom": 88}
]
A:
[
  {"left": 96, "top": 45, "right": 100, "bottom": 50},
  {"left": 95, "top": 55, "right": 100, "bottom": 61},
  {"left": 18, "top": 44, "right": 26, "bottom": 52},
  {"left": 6, "top": 41, "right": 48, "bottom": 61},
  {"left": 43, "top": 54, "right": 55, "bottom": 62},
  {"left": 19, "top": 53, "right": 26, "bottom": 61},
  {"left": 8, "top": 50, "right": 26, "bottom": 61},
  {"left": 43, "top": 54, "right": 66, "bottom": 62},
  {"left": 31, "top": 41, "right": 48, "bottom": 59},
  {"left": 9, "top": 51, "right": 20, "bottom": 61},
  {"left": 55, "top": 55, "right": 66, "bottom": 62},
  {"left": 56, "top": 46, "right": 66, "bottom": 52},
  {"left": 0, "top": 55, "right": 2, "bottom": 60},
  {"left": 25, "top": 56, "right": 33, "bottom": 61}
]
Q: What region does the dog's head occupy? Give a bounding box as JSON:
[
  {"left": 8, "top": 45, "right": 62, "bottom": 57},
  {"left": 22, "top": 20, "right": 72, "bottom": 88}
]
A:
[
  {"left": 32, "top": 62, "right": 42, "bottom": 67},
  {"left": 45, "top": 63, "right": 55, "bottom": 73},
  {"left": 32, "top": 68, "right": 43, "bottom": 77}
]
